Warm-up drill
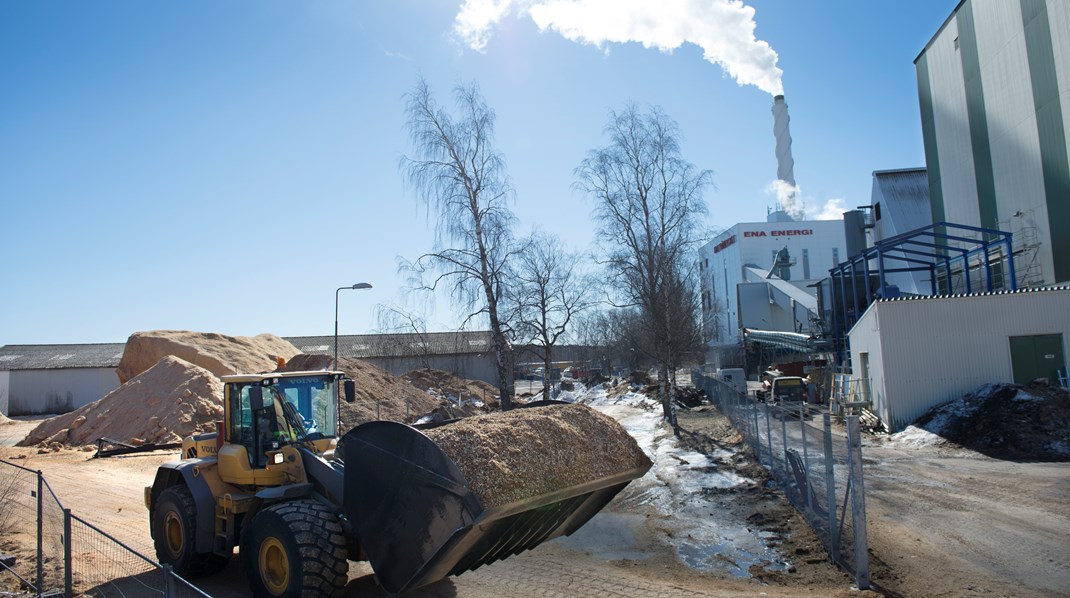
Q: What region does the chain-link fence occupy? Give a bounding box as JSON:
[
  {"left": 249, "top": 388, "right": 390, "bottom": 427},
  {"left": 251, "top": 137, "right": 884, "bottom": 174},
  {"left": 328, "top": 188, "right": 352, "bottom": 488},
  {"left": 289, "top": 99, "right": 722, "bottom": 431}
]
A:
[
  {"left": 693, "top": 372, "right": 871, "bottom": 590},
  {"left": 0, "top": 459, "right": 211, "bottom": 598}
]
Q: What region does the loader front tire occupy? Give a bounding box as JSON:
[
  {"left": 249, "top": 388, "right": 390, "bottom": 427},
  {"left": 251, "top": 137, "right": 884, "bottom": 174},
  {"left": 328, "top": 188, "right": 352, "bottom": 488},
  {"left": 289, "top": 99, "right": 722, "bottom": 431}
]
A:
[
  {"left": 240, "top": 499, "right": 348, "bottom": 598},
  {"left": 152, "top": 485, "right": 230, "bottom": 577}
]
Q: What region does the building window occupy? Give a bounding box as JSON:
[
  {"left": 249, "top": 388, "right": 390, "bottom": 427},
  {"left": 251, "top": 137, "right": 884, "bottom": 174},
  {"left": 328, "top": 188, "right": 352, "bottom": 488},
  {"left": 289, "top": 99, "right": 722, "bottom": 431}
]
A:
[
  {"left": 802, "top": 248, "right": 811, "bottom": 279},
  {"left": 833, "top": 247, "right": 840, "bottom": 265},
  {"left": 874, "top": 202, "right": 882, "bottom": 221}
]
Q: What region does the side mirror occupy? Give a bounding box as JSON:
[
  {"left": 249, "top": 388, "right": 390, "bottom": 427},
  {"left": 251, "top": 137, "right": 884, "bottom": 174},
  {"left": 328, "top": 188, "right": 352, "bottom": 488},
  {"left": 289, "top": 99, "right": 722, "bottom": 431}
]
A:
[
  {"left": 344, "top": 379, "right": 356, "bottom": 403},
  {"left": 249, "top": 386, "right": 265, "bottom": 411}
]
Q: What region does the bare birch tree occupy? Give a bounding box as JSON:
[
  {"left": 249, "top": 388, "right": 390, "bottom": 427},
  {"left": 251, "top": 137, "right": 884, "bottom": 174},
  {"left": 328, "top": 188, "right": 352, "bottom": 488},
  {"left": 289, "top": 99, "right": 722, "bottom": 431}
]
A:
[
  {"left": 576, "top": 105, "right": 711, "bottom": 432},
  {"left": 400, "top": 78, "right": 518, "bottom": 409},
  {"left": 508, "top": 231, "right": 593, "bottom": 399}
]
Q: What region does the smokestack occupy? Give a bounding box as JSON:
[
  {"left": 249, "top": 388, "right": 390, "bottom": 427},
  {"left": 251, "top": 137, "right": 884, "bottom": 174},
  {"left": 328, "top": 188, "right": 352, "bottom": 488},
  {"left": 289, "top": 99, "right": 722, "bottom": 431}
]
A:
[
  {"left": 772, "top": 95, "right": 795, "bottom": 187},
  {"left": 770, "top": 94, "right": 800, "bottom": 222}
]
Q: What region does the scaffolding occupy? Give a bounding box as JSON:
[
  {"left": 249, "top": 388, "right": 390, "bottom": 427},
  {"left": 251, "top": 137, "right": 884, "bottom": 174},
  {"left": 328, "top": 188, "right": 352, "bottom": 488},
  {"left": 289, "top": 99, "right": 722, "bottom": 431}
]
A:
[{"left": 827, "top": 221, "right": 1017, "bottom": 365}]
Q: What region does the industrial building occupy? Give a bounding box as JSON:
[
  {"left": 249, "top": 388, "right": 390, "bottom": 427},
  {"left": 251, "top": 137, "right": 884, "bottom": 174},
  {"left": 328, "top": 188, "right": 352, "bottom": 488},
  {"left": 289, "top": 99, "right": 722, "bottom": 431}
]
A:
[
  {"left": 827, "top": 0, "right": 1070, "bottom": 430},
  {"left": 868, "top": 168, "right": 933, "bottom": 295},
  {"left": 0, "top": 343, "right": 123, "bottom": 416},
  {"left": 915, "top": 0, "right": 1069, "bottom": 286},
  {"left": 698, "top": 214, "right": 846, "bottom": 368},
  {"left": 848, "top": 286, "right": 1070, "bottom": 432},
  {"left": 287, "top": 331, "right": 499, "bottom": 386}
]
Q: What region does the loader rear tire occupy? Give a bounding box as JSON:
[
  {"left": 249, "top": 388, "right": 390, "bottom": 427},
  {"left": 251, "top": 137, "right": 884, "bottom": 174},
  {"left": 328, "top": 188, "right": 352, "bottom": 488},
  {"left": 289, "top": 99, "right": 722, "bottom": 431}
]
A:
[
  {"left": 240, "top": 499, "right": 348, "bottom": 598},
  {"left": 152, "top": 485, "right": 230, "bottom": 577}
]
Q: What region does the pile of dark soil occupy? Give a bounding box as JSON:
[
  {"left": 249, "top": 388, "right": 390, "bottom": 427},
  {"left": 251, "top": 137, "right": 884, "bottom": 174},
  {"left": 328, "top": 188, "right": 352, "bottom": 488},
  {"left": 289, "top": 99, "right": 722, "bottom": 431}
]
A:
[
  {"left": 674, "top": 387, "right": 707, "bottom": 408},
  {"left": 915, "top": 381, "right": 1070, "bottom": 461}
]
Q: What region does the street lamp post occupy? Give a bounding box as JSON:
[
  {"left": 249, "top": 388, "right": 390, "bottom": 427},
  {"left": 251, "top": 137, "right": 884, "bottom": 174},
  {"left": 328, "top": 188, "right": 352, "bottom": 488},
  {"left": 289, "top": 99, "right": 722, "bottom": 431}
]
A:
[{"left": 334, "top": 283, "right": 372, "bottom": 368}]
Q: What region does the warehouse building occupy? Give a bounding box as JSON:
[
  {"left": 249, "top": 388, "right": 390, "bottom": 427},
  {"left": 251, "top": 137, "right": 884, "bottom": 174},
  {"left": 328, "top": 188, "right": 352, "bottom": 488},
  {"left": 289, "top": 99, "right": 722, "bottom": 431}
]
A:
[
  {"left": 286, "top": 331, "right": 500, "bottom": 386},
  {"left": 0, "top": 343, "right": 123, "bottom": 416},
  {"left": 848, "top": 286, "right": 1069, "bottom": 432},
  {"left": 915, "top": 0, "right": 1069, "bottom": 286}
]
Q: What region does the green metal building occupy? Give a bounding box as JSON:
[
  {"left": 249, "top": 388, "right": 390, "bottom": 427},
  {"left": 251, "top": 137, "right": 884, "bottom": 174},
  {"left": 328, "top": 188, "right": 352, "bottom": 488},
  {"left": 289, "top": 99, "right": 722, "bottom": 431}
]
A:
[{"left": 915, "top": 0, "right": 1069, "bottom": 286}]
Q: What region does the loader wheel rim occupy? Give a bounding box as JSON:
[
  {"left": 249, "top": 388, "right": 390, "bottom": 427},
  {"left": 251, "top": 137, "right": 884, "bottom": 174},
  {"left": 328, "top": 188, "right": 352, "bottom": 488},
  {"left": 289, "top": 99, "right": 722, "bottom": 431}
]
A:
[
  {"left": 259, "top": 537, "right": 290, "bottom": 595},
  {"left": 163, "top": 511, "right": 184, "bottom": 557}
]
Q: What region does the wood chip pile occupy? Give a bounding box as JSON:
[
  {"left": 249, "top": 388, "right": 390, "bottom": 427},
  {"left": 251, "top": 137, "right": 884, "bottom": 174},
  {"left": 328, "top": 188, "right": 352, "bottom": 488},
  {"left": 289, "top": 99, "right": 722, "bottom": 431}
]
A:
[
  {"left": 424, "top": 403, "right": 652, "bottom": 509},
  {"left": 117, "top": 330, "right": 299, "bottom": 383},
  {"left": 19, "top": 356, "right": 223, "bottom": 448}
]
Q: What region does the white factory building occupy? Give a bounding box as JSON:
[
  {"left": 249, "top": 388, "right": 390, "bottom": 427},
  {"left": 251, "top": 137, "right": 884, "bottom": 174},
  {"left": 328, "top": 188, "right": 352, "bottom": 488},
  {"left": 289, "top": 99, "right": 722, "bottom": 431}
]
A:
[
  {"left": 698, "top": 212, "right": 846, "bottom": 368},
  {"left": 915, "top": 0, "right": 1069, "bottom": 286}
]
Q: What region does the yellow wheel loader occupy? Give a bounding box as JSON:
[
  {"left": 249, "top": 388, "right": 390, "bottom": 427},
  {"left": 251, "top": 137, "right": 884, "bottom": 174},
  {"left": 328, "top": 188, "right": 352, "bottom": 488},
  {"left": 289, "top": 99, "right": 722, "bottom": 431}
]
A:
[{"left": 146, "top": 370, "right": 651, "bottom": 596}]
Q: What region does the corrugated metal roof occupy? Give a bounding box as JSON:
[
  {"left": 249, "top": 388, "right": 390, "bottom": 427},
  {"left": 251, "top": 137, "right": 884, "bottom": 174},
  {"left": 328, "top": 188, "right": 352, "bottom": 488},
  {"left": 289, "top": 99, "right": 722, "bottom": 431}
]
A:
[
  {"left": 0, "top": 331, "right": 499, "bottom": 371},
  {"left": 0, "top": 343, "right": 125, "bottom": 370},
  {"left": 284, "top": 331, "right": 497, "bottom": 359},
  {"left": 874, "top": 284, "right": 1070, "bottom": 304}
]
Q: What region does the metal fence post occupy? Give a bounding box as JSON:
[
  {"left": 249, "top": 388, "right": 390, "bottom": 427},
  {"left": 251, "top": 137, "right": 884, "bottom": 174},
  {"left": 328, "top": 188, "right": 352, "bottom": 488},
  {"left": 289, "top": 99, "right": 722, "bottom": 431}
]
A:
[
  {"left": 750, "top": 399, "right": 759, "bottom": 459},
  {"left": 846, "top": 416, "right": 871, "bottom": 590},
  {"left": 780, "top": 408, "right": 789, "bottom": 475},
  {"left": 801, "top": 404, "right": 813, "bottom": 518},
  {"left": 822, "top": 413, "right": 839, "bottom": 561},
  {"left": 764, "top": 405, "right": 773, "bottom": 468},
  {"left": 163, "top": 563, "right": 176, "bottom": 597},
  {"left": 36, "top": 470, "right": 44, "bottom": 598},
  {"left": 64, "top": 508, "right": 72, "bottom": 598}
]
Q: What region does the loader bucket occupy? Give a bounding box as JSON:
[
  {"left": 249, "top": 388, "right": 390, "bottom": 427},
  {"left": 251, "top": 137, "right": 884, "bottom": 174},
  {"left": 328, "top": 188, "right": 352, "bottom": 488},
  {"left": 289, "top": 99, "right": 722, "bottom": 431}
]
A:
[{"left": 342, "top": 416, "right": 650, "bottom": 595}]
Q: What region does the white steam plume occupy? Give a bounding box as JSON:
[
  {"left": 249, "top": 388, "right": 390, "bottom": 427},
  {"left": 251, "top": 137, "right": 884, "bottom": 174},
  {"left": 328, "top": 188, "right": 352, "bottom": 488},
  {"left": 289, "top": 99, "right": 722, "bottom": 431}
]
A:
[
  {"left": 453, "top": 0, "right": 784, "bottom": 96},
  {"left": 763, "top": 182, "right": 848, "bottom": 222},
  {"left": 765, "top": 179, "right": 803, "bottom": 220},
  {"left": 810, "top": 198, "right": 847, "bottom": 221}
]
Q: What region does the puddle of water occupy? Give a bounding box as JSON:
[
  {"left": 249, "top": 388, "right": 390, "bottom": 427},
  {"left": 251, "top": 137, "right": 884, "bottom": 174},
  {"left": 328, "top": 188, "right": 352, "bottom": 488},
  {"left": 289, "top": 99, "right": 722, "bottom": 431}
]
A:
[{"left": 552, "top": 513, "right": 657, "bottom": 561}]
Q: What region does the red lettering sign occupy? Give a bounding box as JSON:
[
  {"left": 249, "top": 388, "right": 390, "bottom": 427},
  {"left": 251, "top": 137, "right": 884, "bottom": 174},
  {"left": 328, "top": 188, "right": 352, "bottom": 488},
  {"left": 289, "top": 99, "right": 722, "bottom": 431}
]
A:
[{"left": 713, "top": 235, "right": 737, "bottom": 253}]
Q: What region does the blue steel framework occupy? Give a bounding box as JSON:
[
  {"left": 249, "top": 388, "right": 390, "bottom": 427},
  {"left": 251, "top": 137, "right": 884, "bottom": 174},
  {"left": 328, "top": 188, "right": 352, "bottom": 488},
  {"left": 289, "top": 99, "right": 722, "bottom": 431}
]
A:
[{"left": 829, "top": 221, "right": 1016, "bottom": 364}]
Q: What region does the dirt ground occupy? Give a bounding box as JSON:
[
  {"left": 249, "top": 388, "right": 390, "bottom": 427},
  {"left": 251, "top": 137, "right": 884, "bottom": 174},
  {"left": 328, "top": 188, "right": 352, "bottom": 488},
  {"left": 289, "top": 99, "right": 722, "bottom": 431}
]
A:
[{"left": 2, "top": 400, "right": 1068, "bottom": 597}]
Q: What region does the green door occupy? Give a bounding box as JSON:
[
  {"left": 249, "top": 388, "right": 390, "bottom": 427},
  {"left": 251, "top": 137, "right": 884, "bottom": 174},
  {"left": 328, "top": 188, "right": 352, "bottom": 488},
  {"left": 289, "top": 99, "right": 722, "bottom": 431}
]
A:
[{"left": 1009, "top": 334, "right": 1066, "bottom": 385}]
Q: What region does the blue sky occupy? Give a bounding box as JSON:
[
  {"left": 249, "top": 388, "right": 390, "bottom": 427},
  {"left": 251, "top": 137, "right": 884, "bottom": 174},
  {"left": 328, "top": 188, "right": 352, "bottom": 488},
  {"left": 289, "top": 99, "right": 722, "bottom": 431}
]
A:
[{"left": 0, "top": 0, "right": 960, "bottom": 345}]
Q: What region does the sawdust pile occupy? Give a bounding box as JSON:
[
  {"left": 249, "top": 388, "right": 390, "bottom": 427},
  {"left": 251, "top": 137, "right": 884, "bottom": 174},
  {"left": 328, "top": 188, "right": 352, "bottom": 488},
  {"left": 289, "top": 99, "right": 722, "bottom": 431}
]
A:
[
  {"left": 424, "top": 403, "right": 652, "bottom": 509},
  {"left": 20, "top": 356, "right": 223, "bottom": 448},
  {"left": 117, "top": 330, "right": 299, "bottom": 383},
  {"left": 0, "top": 412, "right": 11, "bottom": 424},
  {"left": 278, "top": 354, "right": 442, "bottom": 428},
  {"left": 909, "top": 381, "right": 1070, "bottom": 461}
]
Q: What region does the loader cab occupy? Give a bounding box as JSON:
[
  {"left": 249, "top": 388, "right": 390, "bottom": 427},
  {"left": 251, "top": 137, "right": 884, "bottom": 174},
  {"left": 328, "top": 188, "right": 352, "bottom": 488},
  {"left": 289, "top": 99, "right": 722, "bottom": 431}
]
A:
[{"left": 222, "top": 372, "right": 349, "bottom": 470}]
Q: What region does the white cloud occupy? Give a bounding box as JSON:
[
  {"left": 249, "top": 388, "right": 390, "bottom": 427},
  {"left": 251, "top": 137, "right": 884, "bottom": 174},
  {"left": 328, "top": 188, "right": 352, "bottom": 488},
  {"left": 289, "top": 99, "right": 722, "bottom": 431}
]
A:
[
  {"left": 453, "top": 0, "right": 520, "bottom": 52},
  {"left": 384, "top": 50, "right": 413, "bottom": 62},
  {"left": 453, "top": 0, "right": 783, "bottom": 96}
]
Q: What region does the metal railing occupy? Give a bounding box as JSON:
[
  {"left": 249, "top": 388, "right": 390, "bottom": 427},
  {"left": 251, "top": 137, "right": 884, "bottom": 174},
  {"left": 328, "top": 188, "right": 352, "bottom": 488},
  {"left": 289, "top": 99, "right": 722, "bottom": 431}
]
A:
[
  {"left": 693, "top": 372, "right": 870, "bottom": 590},
  {"left": 0, "top": 459, "right": 211, "bottom": 598}
]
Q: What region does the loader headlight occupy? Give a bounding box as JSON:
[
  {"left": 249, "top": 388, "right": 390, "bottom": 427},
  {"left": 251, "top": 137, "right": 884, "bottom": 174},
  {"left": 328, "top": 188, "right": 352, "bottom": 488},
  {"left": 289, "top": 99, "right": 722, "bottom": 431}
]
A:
[{"left": 272, "top": 452, "right": 284, "bottom": 465}]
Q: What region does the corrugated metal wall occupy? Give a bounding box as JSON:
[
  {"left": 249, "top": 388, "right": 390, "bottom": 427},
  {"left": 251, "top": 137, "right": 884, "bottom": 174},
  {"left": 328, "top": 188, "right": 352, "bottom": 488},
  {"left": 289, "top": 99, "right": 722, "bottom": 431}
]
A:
[
  {"left": 0, "top": 371, "right": 9, "bottom": 416},
  {"left": 7, "top": 368, "right": 120, "bottom": 416},
  {"left": 918, "top": 0, "right": 1068, "bottom": 284},
  {"left": 363, "top": 354, "right": 498, "bottom": 388},
  {"left": 850, "top": 289, "right": 1070, "bottom": 431}
]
